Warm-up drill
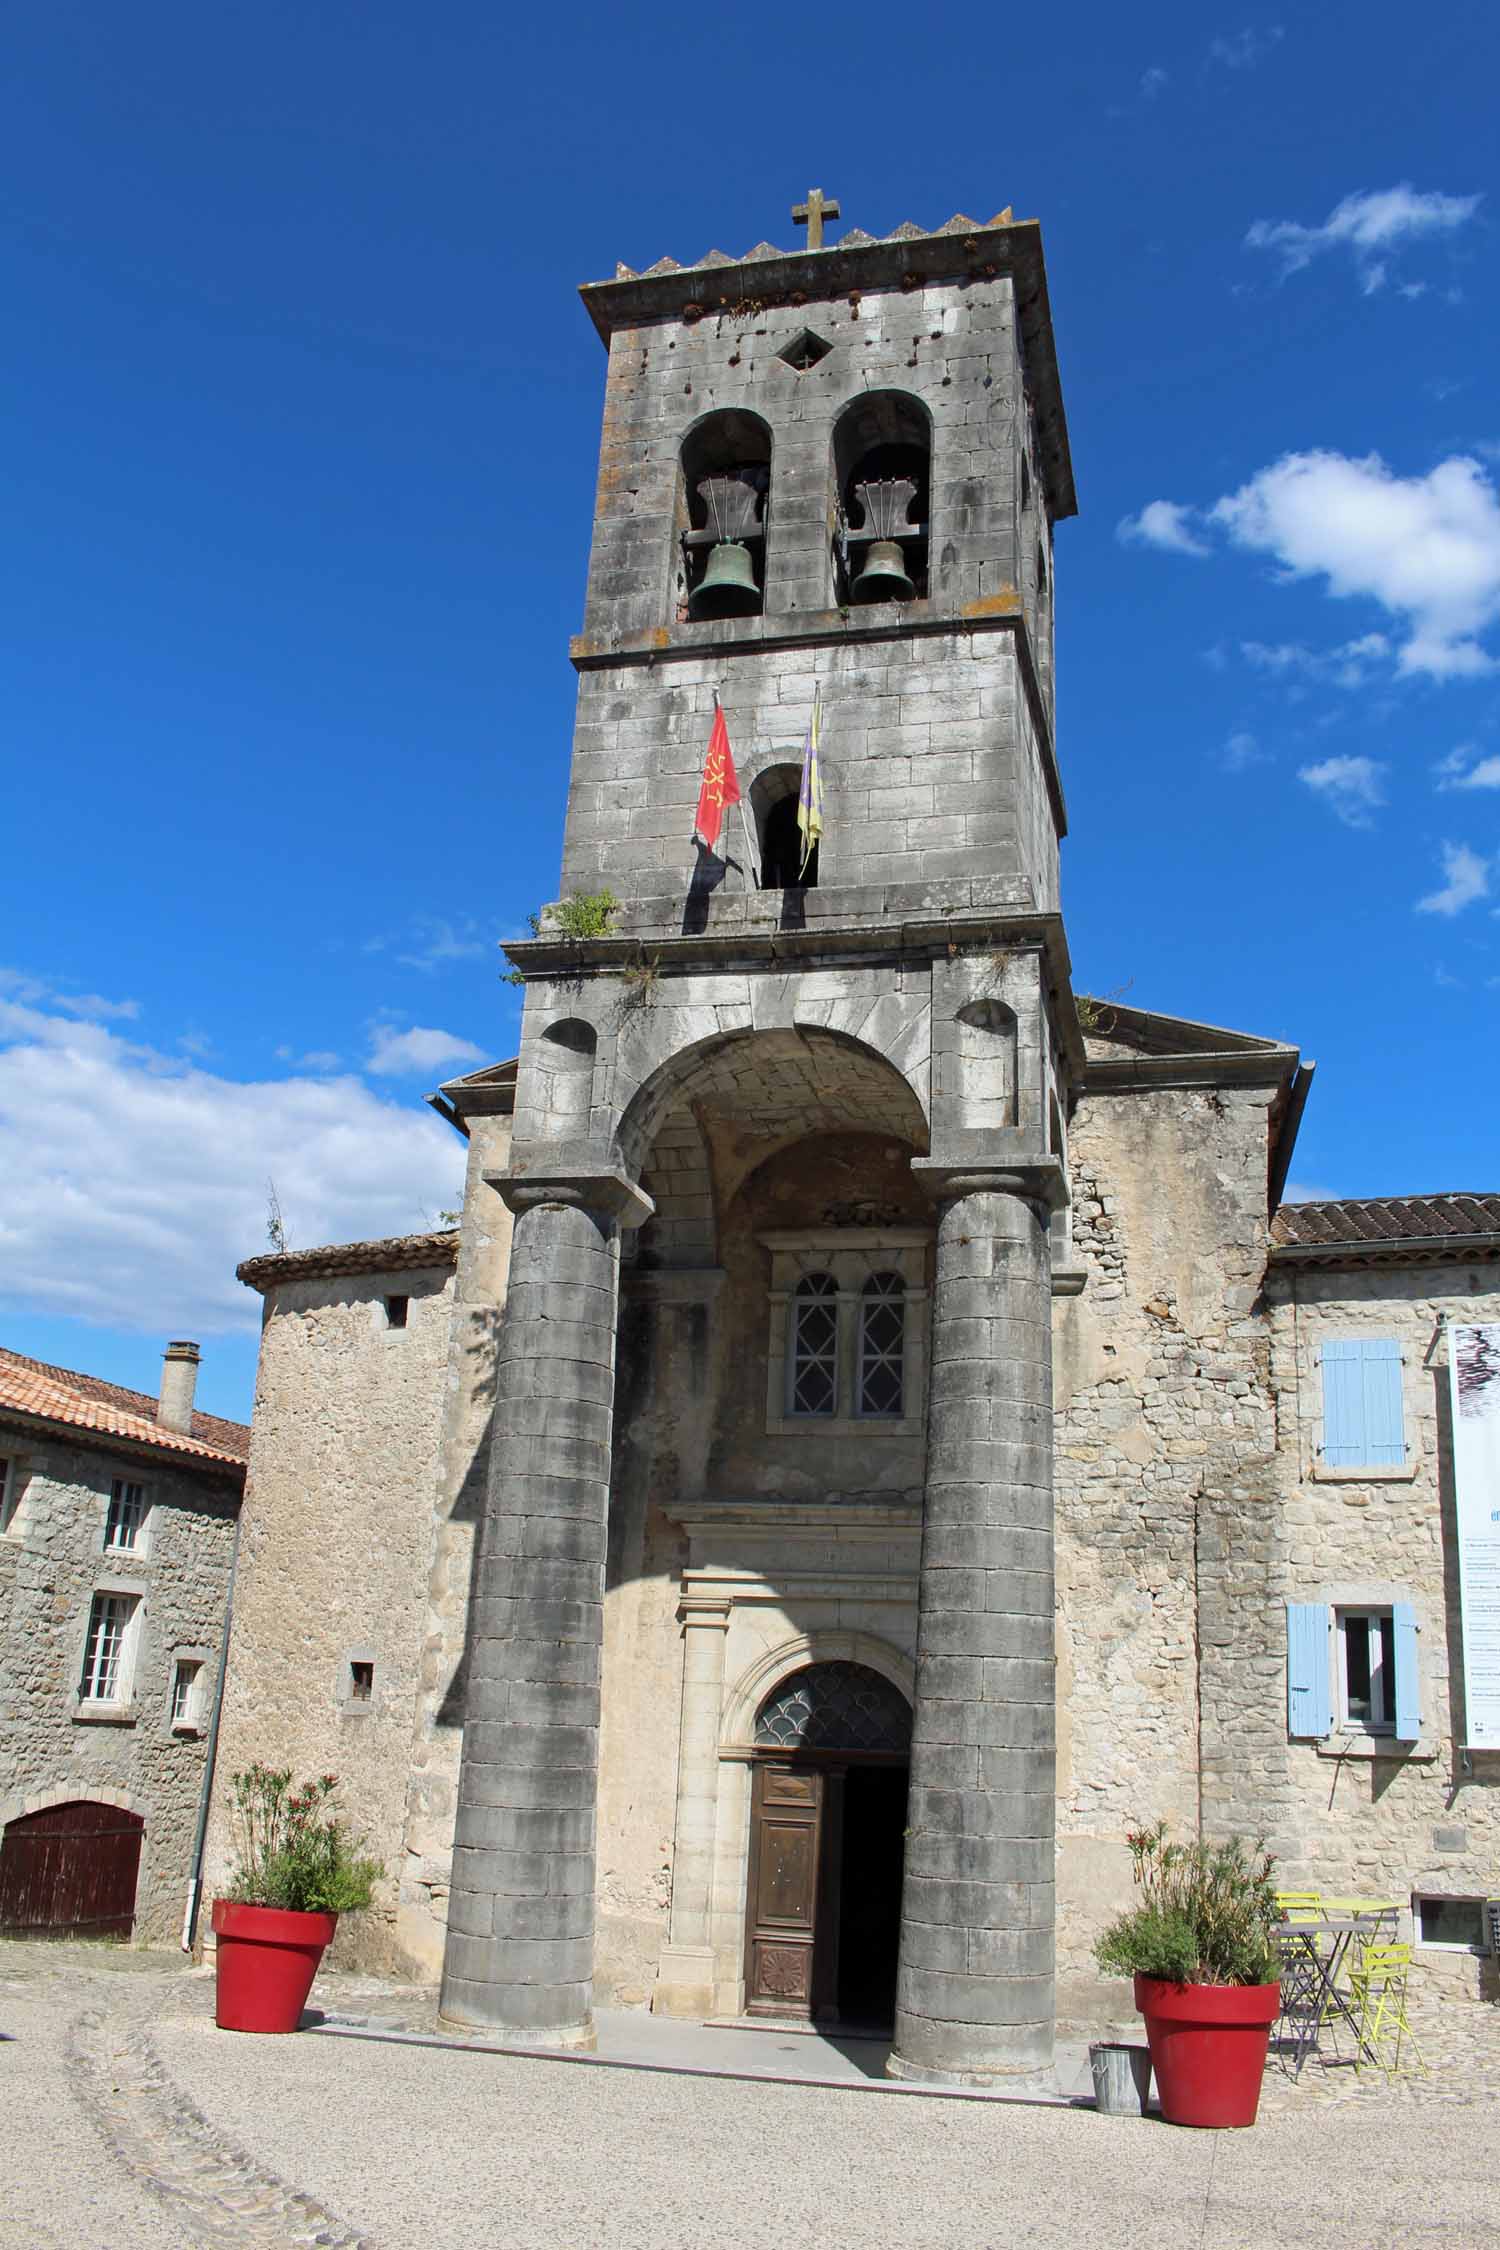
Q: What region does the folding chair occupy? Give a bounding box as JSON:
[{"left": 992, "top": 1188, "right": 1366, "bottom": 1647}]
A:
[
  {"left": 1273, "top": 1893, "right": 1327, "bottom": 2074},
  {"left": 1348, "top": 1941, "right": 1428, "bottom": 2076}
]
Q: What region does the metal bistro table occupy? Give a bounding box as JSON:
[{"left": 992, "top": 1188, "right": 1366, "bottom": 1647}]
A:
[{"left": 1274, "top": 1906, "right": 1396, "bottom": 2075}]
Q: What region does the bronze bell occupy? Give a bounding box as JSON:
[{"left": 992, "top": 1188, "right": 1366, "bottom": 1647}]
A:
[
  {"left": 691, "top": 540, "right": 761, "bottom": 619},
  {"left": 851, "top": 539, "right": 916, "bottom": 604},
  {"left": 849, "top": 475, "right": 918, "bottom": 603}
]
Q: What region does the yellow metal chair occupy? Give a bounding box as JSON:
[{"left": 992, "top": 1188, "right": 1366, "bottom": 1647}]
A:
[
  {"left": 1348, "top": 1941, "right": 1428, "bottom": 2076},
  {"left": 1273, "top": 1893, "right": 1328, "bottom": 2072}
]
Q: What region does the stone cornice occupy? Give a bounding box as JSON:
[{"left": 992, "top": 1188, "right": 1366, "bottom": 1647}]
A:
[
  {"left": 578, "top": 216, "right": 1077, "bottom": 522},
  {"left": 1083, "top": 1049, "right": 1299, "bottom": 1094}
]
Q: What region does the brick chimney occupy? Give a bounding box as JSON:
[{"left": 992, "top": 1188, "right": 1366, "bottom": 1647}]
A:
[{"left": 159, "top": 1340, "right": 201, "bottom": 1434}]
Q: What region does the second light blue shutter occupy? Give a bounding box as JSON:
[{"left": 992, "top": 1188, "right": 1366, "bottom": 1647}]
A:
[
  {"left": 1321, "top": 1338, "right": 1405, "bottom": 1466},
  {"left": 1287, "top": 1602, "right": 1331, "bottom": 1737},
  {"left": 1393, "top": 1602, "right": 1421, "bottom": 1741}
]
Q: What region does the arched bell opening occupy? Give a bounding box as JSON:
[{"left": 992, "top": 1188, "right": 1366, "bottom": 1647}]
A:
[
  {"left": 744, "top": 1661, "right": 912, "bottom": 2026},
  {"left": 749, "top": 763, "right": 819, "bottom": 890},
  {"left": 832, "top": 391, "right": 931, "bottom": 606},
  {"left": 678, "top": 409, "right": 772, "bottom": 622}
]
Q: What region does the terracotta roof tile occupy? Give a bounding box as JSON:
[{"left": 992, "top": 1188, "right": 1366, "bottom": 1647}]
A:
[
  {"left": 0, "top": 1348, "right": 249, "bottom": 1471},
  {"left": 1272, "top": 1193, "right": 1500, "bottom": 1251},
  {"left": 237, "top": 1227, "right": 459, "bottom": 1293}
]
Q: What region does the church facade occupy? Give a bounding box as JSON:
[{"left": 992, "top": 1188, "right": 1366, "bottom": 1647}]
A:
[{"left": 209, "top": 207, "right": 1499, "bottom": 2081}]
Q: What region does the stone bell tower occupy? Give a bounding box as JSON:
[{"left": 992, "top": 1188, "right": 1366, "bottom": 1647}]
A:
[{"left": 439, "top": 197, "right": 1081, "bottom": 2088}]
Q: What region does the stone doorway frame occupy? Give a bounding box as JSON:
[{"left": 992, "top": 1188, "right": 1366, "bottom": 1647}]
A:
[{"left": 654, "top": 1615, "right": 915, "bottom": 2021}]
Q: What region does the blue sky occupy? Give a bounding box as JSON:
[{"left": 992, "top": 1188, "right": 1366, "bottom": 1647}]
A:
[{"left": 3, "top": 2, "right": 1497, "bottom": 1420}]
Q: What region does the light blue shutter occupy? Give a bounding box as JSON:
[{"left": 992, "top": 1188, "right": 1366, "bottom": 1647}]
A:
[
  {"left": 1287, "top": 1602, "right": 1331, "bottom": 1737},
  {"left": 1393, "top": 1602, "right": 1421, "bottom": 1741},
  {"left": 1321, "top": 1338, "right": 1405, "bottom": 1466}
]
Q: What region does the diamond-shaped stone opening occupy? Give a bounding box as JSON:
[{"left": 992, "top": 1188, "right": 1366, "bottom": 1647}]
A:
[{"left": 777, "top": 329, "right": 833, "bottom": 373}]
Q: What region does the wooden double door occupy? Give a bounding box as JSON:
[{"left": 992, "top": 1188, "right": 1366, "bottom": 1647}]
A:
[
  {"left": 0, "top": 1801, "right": 144, "bottom": 1939},
  {"left": 744, "top": 1755, "right": 909, "bottom": 2027}
]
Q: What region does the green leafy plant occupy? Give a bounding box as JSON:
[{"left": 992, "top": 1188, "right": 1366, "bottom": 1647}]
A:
[
  {"left": 552, "top": 890, "right": 620, "bottom": 941},
  {"left": 1094, "top": 1820, "right": 1279, "bottom": 1988},
  {"left": 222, "top": 1765, "right": 382, "bottom": 1916}
]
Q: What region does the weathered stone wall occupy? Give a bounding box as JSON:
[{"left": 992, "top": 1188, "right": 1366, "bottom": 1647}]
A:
[
  {"left": 0, "top": 1434, "right": 238, "bottom": 1940},
  {"left": 1265, "top": 1261, "right": 1500, "bottom": 2000},
  {"left": 1051, "top": 1072, "right": 1281, "bottom": 2019},
  {"left": 204, "top": 1256, "right": 455, "bottom": 1972}
]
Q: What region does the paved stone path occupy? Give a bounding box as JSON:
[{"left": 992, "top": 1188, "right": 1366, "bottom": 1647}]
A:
[{"left": 4, "top": 1941, "right": 1499, "bottom": 2248}]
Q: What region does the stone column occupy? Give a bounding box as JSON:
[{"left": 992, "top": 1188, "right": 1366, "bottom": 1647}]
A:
[
  {"left": 653, "top": 1589, "right": 732, "bottom": 2018},
  {"left": 439, "top": 1168, "right": 650, "bottom": 2045},
  {"left": 889, "top": 1168, "right": 1057, "bottom": 2087}
]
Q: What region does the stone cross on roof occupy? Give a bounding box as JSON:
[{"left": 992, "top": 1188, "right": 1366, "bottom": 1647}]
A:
[{"left": 792, "top": 188, "right": 841, "bottom": 249}]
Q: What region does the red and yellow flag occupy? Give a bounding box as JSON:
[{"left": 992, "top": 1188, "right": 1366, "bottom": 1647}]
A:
[{"left": 693, "top": 705, "right": 741, "bottom": 856}]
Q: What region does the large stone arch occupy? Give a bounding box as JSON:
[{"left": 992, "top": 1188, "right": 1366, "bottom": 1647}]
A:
[{"left": 618, "top": 1015, "right": 930, "bottom": 1269}]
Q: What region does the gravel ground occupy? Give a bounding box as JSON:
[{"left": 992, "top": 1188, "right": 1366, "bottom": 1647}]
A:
[{"left": 4, "top": 1942, "right": 1499, "bottom": 2250}]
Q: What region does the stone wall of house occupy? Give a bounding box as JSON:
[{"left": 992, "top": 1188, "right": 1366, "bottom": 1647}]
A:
[
  {"left": 0, "top": 1433, "right": 239, "bottom": 1941},
  {"left": 204, "top": 1254, "right": 455, "bottom": 1973},
  {"left": 1264, "top": 1260, "right": 1500, "bottom": 2001},
  {"left": 1051, "top": 1070, "right": 1282, "bottom": 2021}
]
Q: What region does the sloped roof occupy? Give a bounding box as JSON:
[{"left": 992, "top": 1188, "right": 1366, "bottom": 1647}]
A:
[
  {"left": 1272, "top": 1195, "right": 1500, "bottom": 1257},
  {"left": 238, "top": 1228, "right": 459, "bottom": 1294},
  {"left": 0, "top": 1348, "right": 249, "bottom": 1473}
]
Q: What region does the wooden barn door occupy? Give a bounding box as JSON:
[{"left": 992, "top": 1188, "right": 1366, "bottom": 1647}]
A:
[
  {"left": 743, "top": 1762, "right": 827, "bottom": 2018},
  {"left": 0, "top": 1802, "right": 145, "bottom": 1938}
]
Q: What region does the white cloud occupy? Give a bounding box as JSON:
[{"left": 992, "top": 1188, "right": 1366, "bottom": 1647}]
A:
[
  {"left": 1245, "top": 183, "right": 1480, "bottom": 292},
  {"left": 0, "top": 991, "right": 468, "bottom": 1335},
  {"left": 1222, "top": 730, "right": 1266, "bottom": 772},
  {"left": 1298, "top": 754, "right": 1387, "bottom": 828},
  {"left": 1242, "top": 632, "right": 1391, "bottom": 689},
  {"left": 275, "top": 1044, "right": 343, "bottom": 1071},
  {"left": 1117, "top": 500, "right": 1209, "bottom": 556},
  {"left": 365, "top": 1024, "right": 486, "bottom": 1078},
  {"left": 1434, "top": 745, "right": 1500, "bottom": 791},
  {"left": 1416, "top": 841, "right": 1489, "bottom": 916},
  {"left": 1208, "top": 26, "right": 1284, "bottom": 70},
  {"left": 1211, "top": 451, "right": 1500, "bottom": 678},
  {"left": 1283, "top": 1179, "right": 1340, "bottom": 1204},
  {"left": 0, "top": 968, "right": 141, "bottom": 1022},
  {"left": 1140, "top": 65, "right": 1169, "bottom": 98}
]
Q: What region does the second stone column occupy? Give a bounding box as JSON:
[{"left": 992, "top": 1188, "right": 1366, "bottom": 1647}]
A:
[{"left": 889, "top": 1171, "right": 1057, "bottom": 2086}]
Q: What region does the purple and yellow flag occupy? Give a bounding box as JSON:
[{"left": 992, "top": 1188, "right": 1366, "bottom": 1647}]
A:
[{"left": 796, "top": 691, "right": 823, "bottom": 877}]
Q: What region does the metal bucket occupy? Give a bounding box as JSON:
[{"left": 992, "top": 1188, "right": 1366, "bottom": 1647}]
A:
[{"left": 1089, "top": 2041, "right": 1153, "bottom": 2116}]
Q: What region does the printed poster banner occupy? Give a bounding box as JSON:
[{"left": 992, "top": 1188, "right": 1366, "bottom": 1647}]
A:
[{"left": 1449, "top": 1322, "right": 1500, "bottom": 1746}]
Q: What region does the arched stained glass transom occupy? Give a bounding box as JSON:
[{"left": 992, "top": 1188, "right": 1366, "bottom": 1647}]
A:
[{"left": 754, "top": 1661, "right": 913, "bottom": 1755}]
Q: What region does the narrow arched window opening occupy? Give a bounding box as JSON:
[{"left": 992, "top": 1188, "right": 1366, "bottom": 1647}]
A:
[
  {"left": 857, "top": 1272, "right": 905, "bottom": 1418},
  {"left": 833, "top": 392, "right": 931, "bottom": 606},
  {"left": 750, "top": 764, "right": 818, "bottom": 889},
  {"left": 787, "top": 1273, "right": 839, "bottom": 1416},
  {"left": 679, "top": 410, "right": 772, "bottom": 622}
]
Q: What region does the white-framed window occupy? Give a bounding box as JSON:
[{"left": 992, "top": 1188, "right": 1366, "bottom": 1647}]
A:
[
  {"left": 787, "top": 1273, "right": 840, "bottom": 1417},
  {"left": 762, "top": 1229, "right": 929, "bottom": 1438},
  {"left": 1337, "top": 1608, "right": 1397, "bottom": 1732},
  {"left": 1286, "top": 1597, "right": 1421, "bottom": 1744},
  {"left": 0, "top": 1455, "right": 19, "bottom": 1536},
  {"left": 856, "top": 1271, "right": 907, "bottom": 1418},
  {"left": 1414, "top": 1896, "right": 1489, "bottom": 1953},
  {"left": 169, "top": 1657, "right": 206, "bottom": 1733},
  {"left": 104, "top": 1477, "right": 149, "bottom": 1554},
  {"left": 78, "top": 1592, "right": 140, "bottom": 1707}
]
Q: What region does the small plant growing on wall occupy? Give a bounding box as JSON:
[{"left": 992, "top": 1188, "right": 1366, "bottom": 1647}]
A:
[{"left": 503, "top": 893, "right": 621, "bottom": 985}]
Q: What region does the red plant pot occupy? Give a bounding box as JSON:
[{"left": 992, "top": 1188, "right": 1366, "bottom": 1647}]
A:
[
  {"left": 1133, "top": 1975, "right": 1281, "bottom": 2128},
  {"left": 211, "top": 1898, "right": 338, "bottom": 2033}
]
